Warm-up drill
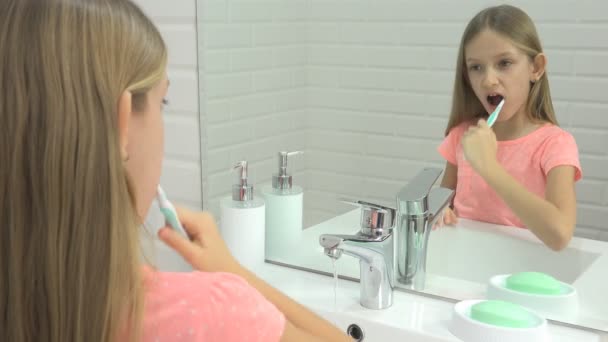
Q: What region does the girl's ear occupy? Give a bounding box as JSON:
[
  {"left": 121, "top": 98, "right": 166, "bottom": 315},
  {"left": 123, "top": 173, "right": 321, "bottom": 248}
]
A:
[
  {"left": 531, "top": 53, "right": 547, "bottom": 83},
  {"left": 117, "top": 91, "right": 132, "bottom": 161}
]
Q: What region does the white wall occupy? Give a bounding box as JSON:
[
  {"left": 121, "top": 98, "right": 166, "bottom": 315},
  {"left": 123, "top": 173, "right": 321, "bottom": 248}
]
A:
[
  {"left": 168, "top": 1, "right": 606, "bottom": 239},
  {"left": 200, "top": 0, "right": 309, "bottom": 218}
]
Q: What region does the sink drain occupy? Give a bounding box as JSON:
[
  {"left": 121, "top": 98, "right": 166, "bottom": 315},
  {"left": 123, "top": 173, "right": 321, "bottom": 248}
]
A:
[{"left": 346, "top": 323, "right": 364, "bottom": 341}]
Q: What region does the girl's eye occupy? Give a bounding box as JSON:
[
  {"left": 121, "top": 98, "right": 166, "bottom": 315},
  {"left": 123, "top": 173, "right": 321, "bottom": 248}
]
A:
[
  {"left": 499, "top": 60, "right": 512, "bottom": 68},
  {"left": 468, "top": 64, "right": 481, "bottom": 72}
]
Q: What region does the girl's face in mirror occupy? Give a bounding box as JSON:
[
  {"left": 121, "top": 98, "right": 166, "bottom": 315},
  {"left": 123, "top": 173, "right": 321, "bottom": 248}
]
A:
[
  {"left": 125, "top": 74, "right": 169, "bottom": 220},
  {"left": 465, "top": 30, "right": 538, "bottom": 123}
]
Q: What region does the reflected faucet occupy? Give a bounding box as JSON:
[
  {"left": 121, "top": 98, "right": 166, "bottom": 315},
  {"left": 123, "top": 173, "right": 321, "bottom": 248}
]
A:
[
  {"left": 319, "top": 168, "right": 454, "bottom": 308},
  {"left": 396, "top": 168, "right": 454, "bottom": 291}
]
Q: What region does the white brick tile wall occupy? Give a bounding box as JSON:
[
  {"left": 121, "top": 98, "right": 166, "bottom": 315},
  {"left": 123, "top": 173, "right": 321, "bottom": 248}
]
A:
[
  {"left": 199, "top": 1, "right": 608, "bottom": 241},
  {"left": 205, "top": 73, "right": 252, "bottom": 98},
  {"left": 400, "top": 24, "right": 467, "bottom": 47},
  {"left": 133, "top": 0, "right": 196, "bottom": 20},
  {"left": 205, "top": 25, "right": 252, "bottom": 49},
  {"left": 163, "top": 114, "right": 201, "bottom": 160},
  {"left": 274, "top": 47, "right": 308, "bottom": 67},
  {"left": 200, "top": 0, "right": 308, "bottom": 219},
  {"left": 205, "top": 51, "right": 231, "bottom": 74},
  {"left": 229, "top": 94, "right": 277, "bottom": 119},
  {"left": 254, "top": 24, "right": 307, "bottom": 46},
  {"left": 231, "top": 49, "right": 274, "bottom": 71},
  {"left": 367, "top": 47, "right": 430, "bottom": 69},
  {"left": 570, "top": 103, "right": 608, "bottom": 129},
  {"left": 159, "top": 24, "right": 198, "bottom": 67},
  {"left": 228, "top": 1, "right": 275, "bottom": 22},
  {"left": 537, "top": 24, "right": 608, "bottom": 49},
  {"left": 166, "top": 70, "right": 200, "bottom": 114},
  {"left": 575, "top": 53, "right": 608, "bottom": 76},
  {"left": 308, "top": 46, "right": 370, "bottom": 67},
  {"left": 308, "top": 1, "right": 368, "bottom": 21},
  {"left": 340, "top": 24, "right": 401, "bottom": 46},
  {"left": 202, "top": 0, "right": 227, "bottom": 23}
]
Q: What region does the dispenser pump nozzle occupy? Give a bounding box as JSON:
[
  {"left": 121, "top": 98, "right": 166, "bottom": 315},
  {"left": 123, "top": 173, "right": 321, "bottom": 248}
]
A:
[
  {"left": 232, "top": 160, "right": 254, "bottom": 201},
  {"left": 273, "top": 151, "right": 303, "bottom": 190}
]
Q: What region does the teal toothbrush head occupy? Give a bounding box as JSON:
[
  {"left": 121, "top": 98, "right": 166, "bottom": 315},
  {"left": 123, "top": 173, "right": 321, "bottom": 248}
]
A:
[
  {"left": 487, "top": 98, "right": 505, "bottom": 127},
  {"left": 157, "top": 185, "right": 190, "bottom": 239}
]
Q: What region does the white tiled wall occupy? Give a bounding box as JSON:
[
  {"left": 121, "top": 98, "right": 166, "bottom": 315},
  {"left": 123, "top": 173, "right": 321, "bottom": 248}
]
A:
[
  {"left": 134, "top": 0, "right": 202, "bottom": 210},
  {"left": 200, "top": 0, "right": 308, "bottom": 218},
  {"left": 196, "top": 1, "right": 607, "bottom": 239}
]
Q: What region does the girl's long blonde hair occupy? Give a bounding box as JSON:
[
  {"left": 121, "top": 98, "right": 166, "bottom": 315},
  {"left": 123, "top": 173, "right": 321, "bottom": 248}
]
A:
[
  {"left": 0, "top": 0, "right": 167, "bottom": 341},
  {"left": 446, "top": 4, "right": 557, "bottom": 135}
]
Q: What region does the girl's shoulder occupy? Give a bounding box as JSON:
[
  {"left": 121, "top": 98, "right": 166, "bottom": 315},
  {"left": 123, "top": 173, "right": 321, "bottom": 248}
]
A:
[
  {"left": 526, "top": 123, "right": 576, "bottom": 145},
  {"left": 446, "top": 119, "right": 478, "bottom": 138},
  {"left": 141, "top": 268, "right": 285, "bottom": 342}
]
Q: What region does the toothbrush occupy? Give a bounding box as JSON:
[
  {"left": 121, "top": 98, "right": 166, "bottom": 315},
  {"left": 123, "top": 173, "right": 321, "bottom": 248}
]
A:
[
  {"left": 156, "top": 185, "right": 190, "bottom": 239},
  {"left": 487, "top": 98, "right": 505, "bottom": 127}
]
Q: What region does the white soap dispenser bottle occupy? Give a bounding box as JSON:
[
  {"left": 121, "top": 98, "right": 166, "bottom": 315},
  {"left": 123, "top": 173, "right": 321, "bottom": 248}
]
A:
[
  {"left": 262, "top": 151, "right": 303, "bottom": 258},
  {"left": 220, "top": 160, "right": 265, "bottom": 270}
]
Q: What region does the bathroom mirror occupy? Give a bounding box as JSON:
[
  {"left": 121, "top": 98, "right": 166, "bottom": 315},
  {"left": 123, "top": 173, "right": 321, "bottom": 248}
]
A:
[{"left": 196, "top": 0, "right": 608, "bottom": 332}]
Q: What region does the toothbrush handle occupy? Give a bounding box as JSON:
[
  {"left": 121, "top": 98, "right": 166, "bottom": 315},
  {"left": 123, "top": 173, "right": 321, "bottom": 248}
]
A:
[{"left": 160, "top": 207, "right": 190, "bottom": 239}]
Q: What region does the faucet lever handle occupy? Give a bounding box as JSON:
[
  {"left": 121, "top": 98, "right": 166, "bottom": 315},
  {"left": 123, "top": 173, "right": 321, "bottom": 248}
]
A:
[
  {"left": 340, "top": 198, "right": 394, "bottom": 211},
  {"left": 397, "top": 168, "right": 443, "bottom": 216},
  {"left": 428, "top": 187, "right": 455, "bottom": 222},
  {"left": 340, "top": 198, "right": 395, "bottom": 236}
]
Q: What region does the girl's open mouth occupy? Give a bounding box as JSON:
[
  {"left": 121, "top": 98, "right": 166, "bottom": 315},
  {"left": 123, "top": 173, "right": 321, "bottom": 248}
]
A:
[{"left": 487, "top": 94, "right": 504, "bottom": 106}]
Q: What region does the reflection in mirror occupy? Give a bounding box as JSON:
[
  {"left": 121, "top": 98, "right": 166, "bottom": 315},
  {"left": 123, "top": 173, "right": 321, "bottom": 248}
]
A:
[{"left": 197, "top": 0, "right": 608, "bottom": 332}]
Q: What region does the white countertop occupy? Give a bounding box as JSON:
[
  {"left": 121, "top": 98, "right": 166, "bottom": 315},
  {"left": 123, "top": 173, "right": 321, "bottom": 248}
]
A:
[
  {"left": 253, "top": 262, "right": 604, "bottom": 342},
  {"left": 265, "top": 209, "right": 608, "bottom": 332}
]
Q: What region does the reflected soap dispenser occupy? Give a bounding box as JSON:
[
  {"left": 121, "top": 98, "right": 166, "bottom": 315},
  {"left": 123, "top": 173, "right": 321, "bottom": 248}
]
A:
[
  {"left": 220, "top": 160, "right": 265, "bottom": 270},
  {"left": 262, "top": 151, "right": 304, "bottom": 258}
]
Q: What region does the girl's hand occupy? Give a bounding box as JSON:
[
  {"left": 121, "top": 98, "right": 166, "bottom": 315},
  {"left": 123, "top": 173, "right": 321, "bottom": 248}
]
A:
[
  {"left": 462, "top": 119, "right": 499, "bottom": 177},
  {"left": 432, "top": 207, "right": 458, "bottom": 230},
  {"left": 158, "top": 207, "right": 244, "bottom": 275}
]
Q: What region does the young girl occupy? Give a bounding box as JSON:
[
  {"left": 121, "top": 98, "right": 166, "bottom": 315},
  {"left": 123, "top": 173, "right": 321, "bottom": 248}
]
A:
[
  {"left": 438, "top": 5, "right": 582, "bottom": 251},
  {"left": 0, "top": 1, "right": 349, "bottom": 341}
]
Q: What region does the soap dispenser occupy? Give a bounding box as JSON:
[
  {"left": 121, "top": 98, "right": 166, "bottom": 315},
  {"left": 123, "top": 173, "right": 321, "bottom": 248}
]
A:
[
  {"left": 262, "top": 151, "right": 303, "bottom": 258},
  {"left": 220, "top": 160, "right": 265, "bottom": 270}
]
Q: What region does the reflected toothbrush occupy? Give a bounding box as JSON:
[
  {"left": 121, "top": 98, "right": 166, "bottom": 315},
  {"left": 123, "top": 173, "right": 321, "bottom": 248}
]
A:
[
  {"left": 487, "top": 99, "right": 505, "bottom": 127},
  {"left": 157, "top": 185, "right": 190, "bottom": 239}
]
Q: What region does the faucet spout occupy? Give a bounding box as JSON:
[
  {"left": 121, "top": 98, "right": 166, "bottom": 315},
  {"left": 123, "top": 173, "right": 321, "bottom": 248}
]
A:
[{"left": 319, "top": 233, "right": 394, "bottom": 309}]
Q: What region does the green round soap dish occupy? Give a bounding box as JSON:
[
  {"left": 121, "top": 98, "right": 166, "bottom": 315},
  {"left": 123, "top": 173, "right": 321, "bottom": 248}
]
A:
[
  {"left": 487, "top": 272, "right": 578, "bottom": 321},
  {"left": 470, "top": 300, "right": 542, "bottom": 328},
  {"left": 449, "top": 299, "right": 548, "bottom": 342},
  {"left": 505, "top": 272, "right": 564, "bottom": 295}
]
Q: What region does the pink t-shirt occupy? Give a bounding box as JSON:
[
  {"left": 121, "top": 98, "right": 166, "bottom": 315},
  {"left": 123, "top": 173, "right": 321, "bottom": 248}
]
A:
[
  {"left": 139, "top": 268, "right": 285, "bottom": 342},
  {"left": 438, "top": 122, "right": 582, "bottom": 228}
]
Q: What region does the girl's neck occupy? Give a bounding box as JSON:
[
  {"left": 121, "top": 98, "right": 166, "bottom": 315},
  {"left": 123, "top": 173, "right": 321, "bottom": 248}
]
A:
[{"left": 492, "top": 108, "right": 546, "bottom": 141}]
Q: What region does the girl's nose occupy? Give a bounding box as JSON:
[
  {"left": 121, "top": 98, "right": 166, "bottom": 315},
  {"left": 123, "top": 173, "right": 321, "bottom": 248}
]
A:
[{"left": 482, "top": 69, "right": 499, "bottom": 88}]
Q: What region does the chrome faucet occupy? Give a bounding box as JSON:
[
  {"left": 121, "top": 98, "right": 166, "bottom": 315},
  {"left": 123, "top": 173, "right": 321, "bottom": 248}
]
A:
[
  {"left": 319, "top": 201, "right": 395, "bottom": 309},
  {"left": 319, "top": 168, "right": 454, "bottom": 309},
  {"left": 395, "top": 168, "right": 454, "bottom": 291}
]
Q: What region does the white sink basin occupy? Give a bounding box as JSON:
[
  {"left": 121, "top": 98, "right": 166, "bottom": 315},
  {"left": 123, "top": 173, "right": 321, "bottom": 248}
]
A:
[
  {"left": 252, "top": 262, "right": 603, "bottom": 342},
  {"left": 427, "top": 219, "right": 600, "bottom": 284},
  {"left": 316, "top": 309, "right": 454, "bottom": 342}
]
